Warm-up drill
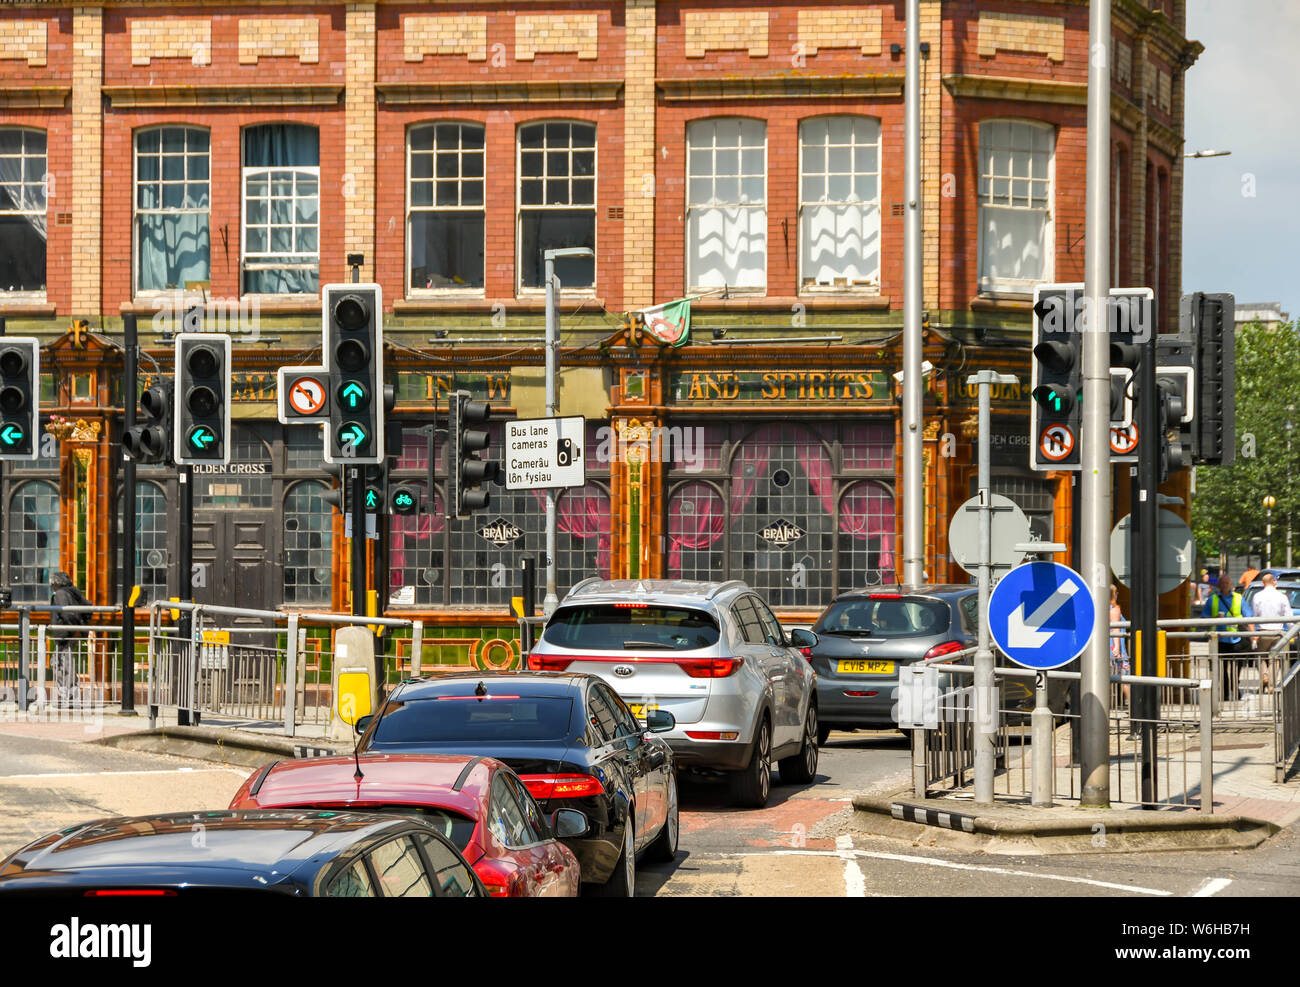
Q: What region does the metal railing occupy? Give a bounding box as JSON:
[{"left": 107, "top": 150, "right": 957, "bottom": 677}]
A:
[{"left": 1277, "top": 658, "right": 1300, "bottom": 783}]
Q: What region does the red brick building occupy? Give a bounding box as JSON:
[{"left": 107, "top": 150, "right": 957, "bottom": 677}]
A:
[{"left": 0, "top": 0, "right": 1199, "bottom": 659}]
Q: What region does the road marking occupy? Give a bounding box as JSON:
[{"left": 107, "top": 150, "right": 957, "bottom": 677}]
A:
[
  {"left": 835, "top": 834, "right": 866, "bottom": 897},
  {"left": 725, "top": 848, "right": 1172, "bottom": 896},
  {"left": 1193, "top": 877, "right": 1232, "bottom": 897},
  {"left": 1, "top": 768, "right": 248, "bottom": 780}
]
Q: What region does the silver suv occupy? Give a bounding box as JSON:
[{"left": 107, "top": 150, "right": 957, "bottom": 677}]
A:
[{"left": 528, "top": 579, "right": 819, "bottom": 808}]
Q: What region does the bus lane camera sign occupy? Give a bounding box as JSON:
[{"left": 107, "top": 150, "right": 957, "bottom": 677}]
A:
[{"left": 505, "top": 416, "right": 586, "bottom": 491}]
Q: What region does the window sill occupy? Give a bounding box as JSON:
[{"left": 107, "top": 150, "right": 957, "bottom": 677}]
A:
[
  {"left": 0, "top": 299, "right": 54, "bottom": 317},
  {"left": 970, "top": 294, "right": 1033, "bottom": 313},
  {"left": 694, "top": 295, "right": 891, "bottom": 312},
  {"left": 393, "top": 296, "right": 606, "bottom": 315}
]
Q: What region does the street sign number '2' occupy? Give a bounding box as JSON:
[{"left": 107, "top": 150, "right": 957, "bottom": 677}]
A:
[{"left": 987, "top": 561, "right": 1096, "bottom": 669}]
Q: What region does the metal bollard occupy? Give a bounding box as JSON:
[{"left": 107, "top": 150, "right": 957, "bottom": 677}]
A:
[
  {"left": 17, "top": 606, "right": 29, "bottom": 713},
  {"left": 1209, "top": 633, "right": 1221, "bottom": 716},
  {"left": 1200, "top": 679, "right": 1214, "bottom": 813},
  {"left": 283, "top": 614, "right": 299, "bottom": 738},
  {"left": 411, "top": 620, "right": 423, "bottom": 678},
  {"left": 1031, "top": 671, "right": 1054, "bottom": 807}
]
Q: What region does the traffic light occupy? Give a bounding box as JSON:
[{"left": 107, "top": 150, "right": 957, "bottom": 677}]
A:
[
  {"left": 324, "top": 284, "right": 383, "bottom": 464},
  {"left": 390, "top": 485, "right": 419, "bottom": 515},
  {"left": 1029, "top": 287, "right": 1083, "bottom": 469},
  {"left": 364, "top": 464, "right": 385, "bottom": 514},
  {"left": 1156, "top": 374, "right": 1190, "bottom": 483},
  {"left": 123, "top": 381, "right": 173, "bottom": 465},
  {"left": 321, "top": 460, "right": 344, "bottom": 511},
  {"left": 174, "top": 333, "right": 231, "bottom": 465},
  {"left": 0, "top": 337, "right": 39, "bottom": 461},
  {"left": 1182, "top": 292, "right": 1236, "bottom": 466},
  {"left": 448, "top": 389, "right": 500, "bottom": 519}
]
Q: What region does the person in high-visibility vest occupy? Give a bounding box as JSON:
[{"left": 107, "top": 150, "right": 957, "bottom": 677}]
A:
[{"left": 1203, "top": 574, "right": 1254, "bottom": 699}]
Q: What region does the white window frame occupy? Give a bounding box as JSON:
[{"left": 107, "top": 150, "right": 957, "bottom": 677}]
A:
[
  {"left": 515, "top": 121, "right": 597, "bottom": 296},
  {"left": 240, "top": 127, "right": 320, "bottom": 297},
  {"left": 685, "top": 118, "right": 767, "bottom": 294},
  {"left": 132, "top": 125, "right": 211, "bottom": 299},
  {"left": 797, "top": 115, "right": 881, "bottom": 294},
  {"left": 0, "top": 126, "right": 48, "bottom": 300},
  {"left": 406, "top": 122, "right": 486, "bottom": 297},
  {"left": 976, "top": 119, "right": 1055, "bottom": 295}
]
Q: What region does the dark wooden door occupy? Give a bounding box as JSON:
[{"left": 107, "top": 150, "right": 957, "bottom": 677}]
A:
[{"left": 193, "top": 513, "right": 275, "bottom": 613}]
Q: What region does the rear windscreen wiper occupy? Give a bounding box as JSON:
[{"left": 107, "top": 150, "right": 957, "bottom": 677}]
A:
[
  {"left": 820, "top": 628, "right": 876, "bottom": 636},
  {"left": 622, "top": 640, "right": 678, "bottom": 650}
]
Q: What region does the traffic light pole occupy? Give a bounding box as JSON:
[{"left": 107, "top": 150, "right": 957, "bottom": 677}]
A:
[
  {"left": 350, "top": 465, "right": 367, "bottom": 617},
  {"left": 900, "top": 0, "right": 924, "bottom": 587},
  {"left": 542, "top": 254, "right": 560, "bottom": 616},
  {"left": 1079, "top": 0, "right": 1113, "bottom": 807},
  {"left": 121, "top": 314, "right": 138, "bottom": 714},
  {"left": 177, "top": 465, "right": 195, "bottom": 726},
  {"left": 1133, "top": 314, "right": 1161, "bottom": 804}
]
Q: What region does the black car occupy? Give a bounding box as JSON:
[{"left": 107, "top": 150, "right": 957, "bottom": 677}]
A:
[
  {"left": 0, "top": 809, "right": 486, "bottom": 897},
  {"left": 356, "top": 671, "right": 678, "bottom": 896},
  {"left": 807, "top": 585, "right": 1066, "bottom": 740}
]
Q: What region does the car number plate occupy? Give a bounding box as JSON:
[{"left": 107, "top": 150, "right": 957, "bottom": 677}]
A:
[
  {"left": 837, "top": 659, "right": 895, "bottom": 675},
  {"left": 627, "top": 703, "right": 659, "bottom": 720}
]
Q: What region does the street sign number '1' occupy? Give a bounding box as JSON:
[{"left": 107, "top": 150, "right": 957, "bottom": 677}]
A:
[{"left": 988, "top": 561, "right": 1096, "bottom": 669}]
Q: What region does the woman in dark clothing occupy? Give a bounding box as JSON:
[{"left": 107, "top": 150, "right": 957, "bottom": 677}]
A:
[{"left": 49, "top": 571, "right": 91, "bottom": 707}]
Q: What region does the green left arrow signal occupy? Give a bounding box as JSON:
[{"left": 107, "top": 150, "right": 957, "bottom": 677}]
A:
[
  {"left": 0, "top": 423, "right": 25, "bottom": 447},
  {"left": 187, "top": 425, "right": 218, "bottom": 452}
]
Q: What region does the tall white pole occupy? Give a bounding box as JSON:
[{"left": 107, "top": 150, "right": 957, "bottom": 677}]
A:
[
  {"left": 543, "top": 255, "right": 559, "bottom": 616},
  {"left": 1080, "top": 0, "right": 1113, "bottom": 807},
  {"left": 902, "top": 0, "right": 924, "bottom": 586}
]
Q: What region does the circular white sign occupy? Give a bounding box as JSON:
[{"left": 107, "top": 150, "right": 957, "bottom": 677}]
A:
[{"left": 287, "top": 377, "right": 326, "bottom": 416}]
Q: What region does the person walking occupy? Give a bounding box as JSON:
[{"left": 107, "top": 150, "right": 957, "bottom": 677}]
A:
[
  {"left": 1203, "top": 574, "right": 1253, "bottom": 701},
  {"left": 1109, "top": 585, "right": 1131, "bottom": 709},
  {"left": 49, "top": 571, "right": 92, "bottom": 708},
  {"left": 1249, "top": 573, "right": 1291, "bottom": 693}
]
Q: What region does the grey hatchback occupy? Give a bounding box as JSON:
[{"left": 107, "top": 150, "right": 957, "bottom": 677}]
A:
[{"left": 805, "top": 586, "right": 977, "bottom": 741}]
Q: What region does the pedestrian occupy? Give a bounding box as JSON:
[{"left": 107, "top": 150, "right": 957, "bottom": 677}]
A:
[
  {"left": 49, "top": 571, "right": 91, "bottom": 708},
  {"left": 1249, "top": 573, "right": 1291, "bottom": 693},
  {"left": 1203, "top": 574, "right": 1253, "bottom": 700},
  {"left": 1109, "top": 585, "right": 1131, "bottom": 710}
]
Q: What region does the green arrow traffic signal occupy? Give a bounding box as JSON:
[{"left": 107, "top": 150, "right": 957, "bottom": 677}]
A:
[
  {"left": 339, "top": 381, "right": 367, "bottom": 410},
  {"left": 187, "top": 425, "right": 217, "bottom": 451},
  {"left": 0, "top": 423, "right": 24, "bottom": 447},
  {"left": 339, "top": 423, "right": 369, "bottom": 452}
]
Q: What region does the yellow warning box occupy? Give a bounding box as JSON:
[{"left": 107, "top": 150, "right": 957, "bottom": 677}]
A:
[
  {"left": 511, "top": 596, "right": 525, "bottom": 620},
  {"left": 337, "top": 671, "right": 373, "bottom": 726},
  {"left": 201, "top": 630, "right": 230, "bottom": 645}
]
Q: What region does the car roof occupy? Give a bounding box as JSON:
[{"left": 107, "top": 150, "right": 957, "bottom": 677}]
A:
[
  {"left": 830, "top": 584, "right": 974, "bottom": 602},
  {"left": 0, "top": 810, "right": 423, "bottom": 885},
  {"left": 252, "top": 753, "right": 498, "bottom": 809},
  {"left": 393, "top": 671, "right": 586, "bottom": 701},
  {"left": 560, "top": 578, "right": 750, "bottom": 607}
]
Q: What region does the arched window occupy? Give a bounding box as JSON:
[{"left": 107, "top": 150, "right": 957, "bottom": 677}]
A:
[
  {"left": 0, "top": 127, "right": 47, "bottom": 295},
  {"left": 389, "top": 482, "right": 445, "bottom": 606},
  {"left": 115, "top": 480, "right": 169, "bottom": 603},
  {"left": 667, "top": 481, "right": 726, "bottom": 581},
  {"left": 554, "top": 482, "right": 612, "bottom": 587},
  {"left": 8, "top": 479, "right": 59, "bottom": 603},
  {"left": 686, "top": 118, "right": 766, "bottom": 291},
  {"left": 977, "top": 119, "right": 1054, "bottom": 291},
  {"left": 408, "top": 122, "right": 485, "bottom": 292},
  {"left": 134, "top": 126, "right": 210, "bottom": 293},
  {"left": 837, "top": 481, "right": 896, "bottom": 590},
  {"left": 242, "top": 124, "right": 320, "bottom": 294},
  {"left": 517, "top": 122, "right": 596, "bottom": 289},
  {"left": 283, "top": 480, "right": 332, "bottom": 604},
  {"left": 799, "top": 116, "right": 880, "bottom": 290}
]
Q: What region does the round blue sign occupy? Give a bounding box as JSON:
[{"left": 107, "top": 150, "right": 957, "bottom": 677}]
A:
[{"left": 987, "top": 561, "right": 1096, "bottom": 669}]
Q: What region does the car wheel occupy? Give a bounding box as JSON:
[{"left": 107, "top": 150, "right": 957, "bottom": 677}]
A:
[
  {"left": 595, "top": 812, "right": 636, "bottom": 897},
  {"left": 730, "top": 717, "right": 772, "bottom": 808},
  {"left": 816, "top": 722, "right": 832, "bottom": 747},
  {"left": 779, "top": 703, "right": 819, "bottom": 785},
  {"left": 646, "top": 774, "right": 679, "bottom": 863}
]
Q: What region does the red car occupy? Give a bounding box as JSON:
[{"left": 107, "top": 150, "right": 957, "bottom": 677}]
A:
[{"left": 229, "top": 753, "right": 587, "bottom": 897}]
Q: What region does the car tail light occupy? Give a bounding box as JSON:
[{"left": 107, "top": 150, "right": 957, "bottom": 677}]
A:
[
  {"left": 612, "top": 603, "right": 649, "bottom": 608},
  {"left": 679, "top": 658, "right": 743, "bottom": 678},
  {"left": 869, "top": 593, "right": 902, "bottom": 599},
  {"left": 528, "top": 654, "right": 573, "bottom": 672},
  {"left": 436, "top": 695, "right": 521, "bottom": 701},
  {"left": 474, "top": 859, "right": 519, "bottom": 898},
  {"left": 923, "top": 640, "right": 966, "bottom": 661},
  {"left": 685, "top": 730, "right": 740, "bottom": 741},
  {"left": 798, "top": 647, "right": 814, "bottom": 660},
  {"left": 843, "top": 690, "right": 879, "bottom": 698},
  {"left": 83, "top": 889, "right": 177, "bottom": 897},
  {"left": 518, "top": 773, "right": 605, "bottom": 800}
]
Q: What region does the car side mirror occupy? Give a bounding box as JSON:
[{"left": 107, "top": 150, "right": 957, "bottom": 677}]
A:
[
  {"left": 645, "top": 709, "right": 676, "bottom": 733},
  {"left": 354, "top": 714, "right": 374, "bottom": 736},
  {"left": 788, "top": 628, "right": 819, "bottom": 649},
  {"left": 551, "top": 808, "right": 589, "bottom": 839}
]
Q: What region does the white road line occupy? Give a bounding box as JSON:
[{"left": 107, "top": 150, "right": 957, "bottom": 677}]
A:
[
  {"left": 835, "top": 834, "right": 866, "bottom": 897},
  {"left": 725, "top": 848, "right": 1172, "bottom": 896},
  {"left": 1, "top": 768, "right": 248, "bottom": 780},
  {"left": 1193, "top": 877, "right": 1233, "bottom": 897}
]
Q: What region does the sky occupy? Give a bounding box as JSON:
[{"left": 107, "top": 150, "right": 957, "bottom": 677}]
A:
[{"left": 1181, "top": 1, "right": 1300, "bottom": 320}]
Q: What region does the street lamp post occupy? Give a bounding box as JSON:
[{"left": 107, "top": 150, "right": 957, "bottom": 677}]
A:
[{"left": 1264, "top": 495, "right": 1275, "bottom": 569}]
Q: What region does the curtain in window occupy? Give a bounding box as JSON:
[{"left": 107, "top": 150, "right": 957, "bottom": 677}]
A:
[
  {"left": 244, "top": 125, "right": 319, "bottom": 294},
  {"left": 980, "top": 205, "right": 1047, "bottom": 283},
  {"left": 801, "top": 202, "right": 879, "bottom": 286},
  {"left": 137, "top": 213, "right": 210, "bottom": 292},
  {"left": 688, "top": 205, "right": 766, "bottom": 289},
  {"left": 838, "top": 481, "right": 896, "bottom": 572},
  {"left": 0, "top": 135, "right": 47, "bottom": 292},
  {"left": 668, "top": 482, "right": 726, "bottom": 573},
  {"left": 244, "top": 125, "right": 319, "bottom": 168}
]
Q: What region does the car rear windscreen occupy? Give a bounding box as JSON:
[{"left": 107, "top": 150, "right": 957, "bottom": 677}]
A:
[
  {"left": 543, "top": 604, "right": 721, "bottom": 651},
  {"left": 373, "top": 808, "right": 476, "bottom": 851},
  {"left": 815, "top": 597, "right": 951, "bottom": 638},
  {"left": 371, "top": 698, "right": 573, "bottom": 744}
]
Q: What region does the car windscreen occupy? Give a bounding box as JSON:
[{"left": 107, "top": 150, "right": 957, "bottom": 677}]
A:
[
  {"left": 543, "top": 604, "right": 721, "bottom": 651},
  {"left": 814, "top": 597, "right": 951, "bottom": 638},
  {"left": 371, "top": 698, "right": 573, "bottom": 744},
  {"left": 371, "top": 808, "right": 476, "bottom": 851}
]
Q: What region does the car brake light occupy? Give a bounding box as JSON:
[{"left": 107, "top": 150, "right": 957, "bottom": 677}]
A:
[
  {"left": 798, "top": 648, "right": 814, "bottom": 659},
  {"left": 529, "top": 655, "right": 573, "bottom": 672},
  {"left": 685, "top": 731, "right": 740, "bottom": 741},
  {"left": 612, "top": 603, "right": 649, "bottom": 608},
  {"left": 923, "top": 640, "right": 965, "bottom": 661},
  {"left": 83, "top": 889, "right": 177, "bottom": 897},
  {"left": 474, "top": 859, "right": 518, "bottom": 898},
  {"left": 679, "top": 658, "right": 743, "bottom": 678},
  {"left": 435, "top": 695, "right": 521, "bottom": 701},
  {"left": 869, "top": 593, "right": 902, "bottom": 599},
  {"left": 518, "top": 773, "right": 605, "bottom": 800}
]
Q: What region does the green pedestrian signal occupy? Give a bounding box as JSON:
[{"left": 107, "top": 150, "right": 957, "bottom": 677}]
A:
[{"left": 364, "top": 486, "right": 382, "bottom": 511}]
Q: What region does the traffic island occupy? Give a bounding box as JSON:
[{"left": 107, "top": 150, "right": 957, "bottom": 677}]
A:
[
  {"left": 91, "top": 726, "right": 345, "bottom": 769},
  {"left": 850, "top": 788, "right": 1280, "bottom": 855}
]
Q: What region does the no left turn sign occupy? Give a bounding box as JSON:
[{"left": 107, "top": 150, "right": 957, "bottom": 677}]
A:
[
  {"left": 288, "top": 376, "right": 326, "bottom": 416},
  {"left": 1110, "top": 423, "right": 1139, "bottom": 455},
  {"left": 1038, "top": 424, "right": 1075, "bottom": 462}
]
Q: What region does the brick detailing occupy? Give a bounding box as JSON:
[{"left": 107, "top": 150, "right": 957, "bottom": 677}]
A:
[
  {"left": 622, "top": 0, "right": 655, "bottom": 308},
  {"left": 683, "top": 9, "right": 768, "bottom": 59},
  {"left": 72, "top": 5, "right": 102, "bottom": 320},
  {"left": 345, "top": 4, "right": 376, "bottom": 284},
  {"left": 238, "top": 16, "right": 320, "bottom": 65},
  {"left": 975, "top": 11, "right": 1064, "bottom": 63},
  {"left": 403, "top": 14, "right": 487, "bottom": 62},
  {"left": 0, "top": 19, "right": 47, "bottom": 67},
  {"left": 130, "top": 18, "right": 210, "bottom": 66},
  {"left": 796, "top": 8, "right": 882, "bottom": 56},
  {"left": 1156, "top": 66, "right": 1171, "bottom": 113},
  {"left": 1116, "top": 38, "right": 1131, "bottom": 86},
  {"left": 516, "top": 14, "right": 598, "bottom": 61},
  {"left": 921, "top": 0, "right": 942, "bottom": 310}
]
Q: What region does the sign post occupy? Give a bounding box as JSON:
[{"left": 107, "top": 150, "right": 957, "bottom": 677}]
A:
[{"left": 504, "top": 416, "right": 586, "bottom": 491}]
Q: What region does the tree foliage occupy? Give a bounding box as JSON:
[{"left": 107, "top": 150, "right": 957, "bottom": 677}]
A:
[{"left": 1192, "top": 319, "right": 1300, "bottom": 562}]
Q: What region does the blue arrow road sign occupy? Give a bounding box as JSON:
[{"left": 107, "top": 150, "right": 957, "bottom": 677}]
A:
[{"left": 988, "top": 561, "right": 1096, "bottom": 670}]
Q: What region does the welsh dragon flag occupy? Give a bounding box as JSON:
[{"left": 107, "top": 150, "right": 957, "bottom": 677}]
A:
[{"left": 639, "top": 297, "right": 691, "bottom": 347}]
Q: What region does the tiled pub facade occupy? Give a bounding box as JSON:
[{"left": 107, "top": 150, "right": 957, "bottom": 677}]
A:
[{"left": 0, "top": 0, "right": 1198, "bottom": 659}]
